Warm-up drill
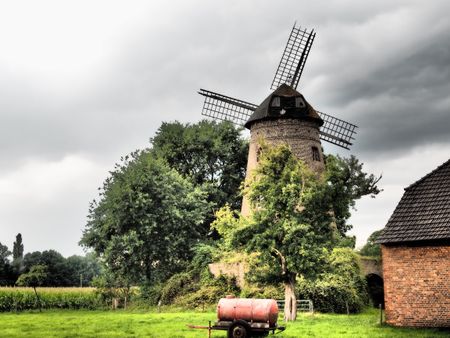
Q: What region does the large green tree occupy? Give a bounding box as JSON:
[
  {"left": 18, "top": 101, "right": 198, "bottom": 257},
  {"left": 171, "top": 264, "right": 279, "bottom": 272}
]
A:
[
  {"left": 80, "top": 151, "right": 210, "bottom": 285},
  {"left": 214, "top": 144, "right": 334, "bottom": 321},
  {"left": 16, "top": 265, "right": 48, "bottom": 312},
  {"left": 151, "top": 120, "right": 248, "bottom": 211},
  {"left": 213, "top": 144, "right": 381, "bottom": 321},
  {"left": 65, "top": 253, "right": 101, "bottom": 287},
  {"left": 23, "top": 250, "right": 72, "bottom": 286},
  {"left": 22, "top": 251, "right": 100, "bottom": 287},
  {"left": 324, "top": 155, "right": 381, "bottom": 236}
]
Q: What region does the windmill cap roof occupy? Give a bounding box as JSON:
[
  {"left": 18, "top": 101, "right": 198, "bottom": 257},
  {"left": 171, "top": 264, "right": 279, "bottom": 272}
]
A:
[{"left": 244, "top": 83, "right": 323, "bottom": 129}]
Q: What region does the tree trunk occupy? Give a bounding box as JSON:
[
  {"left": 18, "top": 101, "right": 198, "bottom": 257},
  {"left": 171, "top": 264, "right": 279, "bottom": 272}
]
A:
[
  {"left": 283, "top": 273, "right": 297, "bottom": 321},
  {"left": 33, "top": 286, "right": 42, "bottom": 312}
]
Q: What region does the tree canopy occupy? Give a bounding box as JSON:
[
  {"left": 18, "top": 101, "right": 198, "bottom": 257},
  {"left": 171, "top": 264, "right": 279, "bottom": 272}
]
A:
[
  {"left": 324, "top": 155, "right": 381, "bottom": 236},
  {"left": 213, "top": 144, "right": 334, "bottom": 321},
  {"left": 80, "top": 151, "right": 210, "bottom": 285},
  {"left": 212, "top": 144, "right": 381, "bottom": 320},
  {"left": 21, "top": 250, "right": 100, "bottom": 287},
  {"left": 151, "top": 120, "right": 248, "bottom": 211},
  {"left": 0, "top": 242, "right": 14, "bottom": 286},
  {"left": 12, "top": 233, "right": 24, "bottom": 266}
]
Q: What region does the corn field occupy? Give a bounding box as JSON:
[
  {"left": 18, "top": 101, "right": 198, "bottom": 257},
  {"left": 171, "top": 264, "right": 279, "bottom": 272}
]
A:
[{"left": 0, "top": 287, "right": 102, "bottom": 312}]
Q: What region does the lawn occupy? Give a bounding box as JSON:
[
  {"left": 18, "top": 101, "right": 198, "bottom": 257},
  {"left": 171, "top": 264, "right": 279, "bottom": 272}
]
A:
[{"left": 0, "top": 308, "right": 447, "bottom": 337}]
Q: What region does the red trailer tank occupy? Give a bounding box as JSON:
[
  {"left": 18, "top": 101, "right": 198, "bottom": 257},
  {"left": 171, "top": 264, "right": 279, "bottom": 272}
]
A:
[{"left": 217, "top": 297, "right": 279, "bottom": 327}]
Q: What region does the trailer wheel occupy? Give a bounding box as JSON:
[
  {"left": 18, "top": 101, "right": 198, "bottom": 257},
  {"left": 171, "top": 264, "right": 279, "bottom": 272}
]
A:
[{"left": 227, "top": 320, "right": 251, "bottom": 338}]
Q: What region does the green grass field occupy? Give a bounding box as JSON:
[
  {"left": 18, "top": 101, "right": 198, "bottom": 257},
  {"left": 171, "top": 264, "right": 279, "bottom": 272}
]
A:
[{"left": 0, "top": 308, "right": 447, "bottom": 337}]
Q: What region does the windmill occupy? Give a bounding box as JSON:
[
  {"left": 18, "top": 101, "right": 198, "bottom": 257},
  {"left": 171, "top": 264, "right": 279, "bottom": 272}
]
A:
[{"left": 198, "top": 23, "right": 357, "bottom": 215}]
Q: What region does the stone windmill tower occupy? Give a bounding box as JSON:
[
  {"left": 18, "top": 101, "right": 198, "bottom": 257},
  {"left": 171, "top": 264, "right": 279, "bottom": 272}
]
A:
[{"left": 198, "top": 23, "right": 357, "bottom": 216}]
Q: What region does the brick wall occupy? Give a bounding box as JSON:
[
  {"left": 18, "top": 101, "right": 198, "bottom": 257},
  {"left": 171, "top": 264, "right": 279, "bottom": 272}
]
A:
[{"left": 381, "top": 244, "right": 450, "bottom": 327}]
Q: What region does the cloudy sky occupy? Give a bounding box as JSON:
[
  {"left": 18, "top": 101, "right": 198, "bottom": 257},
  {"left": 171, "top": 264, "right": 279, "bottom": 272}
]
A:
[{"left": 1, "top": 0, "right": 449, "bottom": 257}]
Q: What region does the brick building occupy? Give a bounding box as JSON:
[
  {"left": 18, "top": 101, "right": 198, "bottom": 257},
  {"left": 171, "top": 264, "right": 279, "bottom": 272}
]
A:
[{"left": 377, "top": 159, "right": 450, "bottom": 327}]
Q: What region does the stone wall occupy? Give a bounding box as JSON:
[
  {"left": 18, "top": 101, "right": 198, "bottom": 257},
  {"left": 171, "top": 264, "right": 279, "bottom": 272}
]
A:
[
  {"left": 208, "top": 262, "right": 247, "bottom": 287},
  {"left": 381, "top": 244, "right": 450, "bottom": 327},
  {"left": 242, "top": 118, "right": 324, "bottom": 216},
  {"left": 359, "top": 257, "right": 382, "bottom": 277}
]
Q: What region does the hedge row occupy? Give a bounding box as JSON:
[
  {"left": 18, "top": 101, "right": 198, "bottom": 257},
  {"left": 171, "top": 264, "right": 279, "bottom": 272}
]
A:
[
  {"left": 297, "top": 279, "right": 368, "bottom": 314},
  {"left": 0, "top": 287, "right": 102, "bottom": 312}
]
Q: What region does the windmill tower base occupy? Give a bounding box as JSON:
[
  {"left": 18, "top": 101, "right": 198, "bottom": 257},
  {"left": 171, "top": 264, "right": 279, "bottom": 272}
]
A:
[{"left": 241, "top": 118, "right": 325, "bottom": 217}]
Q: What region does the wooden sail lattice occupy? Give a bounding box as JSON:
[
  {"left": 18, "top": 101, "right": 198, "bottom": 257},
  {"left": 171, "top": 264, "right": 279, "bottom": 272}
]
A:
[{"left": 271, "top": 24, "right": 315, "bottom": 90}]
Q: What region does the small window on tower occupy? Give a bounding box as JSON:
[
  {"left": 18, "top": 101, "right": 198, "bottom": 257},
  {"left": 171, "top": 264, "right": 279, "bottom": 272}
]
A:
[
  {"left": 271, "top": 97, "right": 280, "bottom": 107},
  {"left": 295, "top": 97, "right": 306, "bottom": 108},
  {"left": 312, "top": 147, "right": 321, "bottom": 161}
]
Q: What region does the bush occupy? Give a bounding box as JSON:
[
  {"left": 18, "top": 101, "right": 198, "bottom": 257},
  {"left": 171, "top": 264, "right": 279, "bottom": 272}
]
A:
[
  {"left": 160, "top": 272, "right": 197, "bottom": 305},
  {"left": 139, "top": 282, "right": 164, "bottom": 306},
  {"left": 240, "top": 284, "right": 283, "bottom": 299},
  {"left": 0, "top": 287, "right": 102, "bottom": 312},
  {"left": 297, "top": 278, "right": 366, "bottom": 313},
  {"left": 174, "top": 274, "right": 240, "bottom": 309},
  {"left": 297, "top": 248, "right": 369, "bottom": 313}
]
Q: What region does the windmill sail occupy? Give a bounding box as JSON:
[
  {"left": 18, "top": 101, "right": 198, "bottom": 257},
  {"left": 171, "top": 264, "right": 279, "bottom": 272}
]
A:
[
  {"left": 271, "top": 24, "right": 315, "bottom": 90},
  {"left": 198, "top": 89, "right": 256, "bottom": 126},
  {"left": 199, "top": 89, "right": 357, "bottom": 149},
  {"left": 317, "top": 111, "right": 357, "bottom": 149}
]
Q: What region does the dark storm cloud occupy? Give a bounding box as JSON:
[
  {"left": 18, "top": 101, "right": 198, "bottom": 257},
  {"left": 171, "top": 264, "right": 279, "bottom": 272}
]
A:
[
  {"left": 3, "top": 0, "right": 448, "bottom": 172},
  {"left": 351, "top": 31, "right": 450, "bottom": 155},
  {"left": 301, "top": 5, "right": 450, "bottom": 158}
]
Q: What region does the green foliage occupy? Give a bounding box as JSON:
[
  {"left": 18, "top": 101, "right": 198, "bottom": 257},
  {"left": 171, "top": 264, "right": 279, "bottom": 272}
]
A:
[
  {"left": 239, "top": 284, "right": 284, "bottom": 299},
  {"left": 0, "top": 243, "right": 11, "bottom": 264},
  {"left": 297, "top": 248, "right": 368, "bottom": 313},
  {"left": 324, "top": 155, "right": 382, "bottom": 235},
  {"left": 213, "top": 143, "right": 336, "bottom": 320},
  {"left": 12, "top": 233, "right": 24, "bottom": 274},
  {"left": 190, "top": 243, "right": 217, "bottom": 273},
  {"left": 81, "top": 151, "right": 210, "bottom": 285},
  {"left": 21, "top": 251, "right": 100, "bottom": 287},
  {"left": 23, "top": 251, "right": 68, "bottom": 286},
  {"left": 16, "top": 265, "right": 47, "bottom": 288},
  {"left": 297, "top": 278, "right": 366, "bottom": 314},
  {"left": 359, "top": 230, "right": 382, "bottom": 257},
  {"left": 226, "top": 143, "right": 333, "bottom": 281},
  {"left": 90, "top": 269, "right": 138, "bottom": 309},
  {"left": 0, "top": 287, "right": 101, "bottom": 312},
  {"left": 335, "top": 235, "right": 356, "bottom": 249},
  {"left": 160, "top": 272, "right": 196, "bottom": 305},
  {"left": 161, "top": 272, "right": 196, "bottom": 305},
  {"left": 0, "top": 242, "right": 14, "bottom": 286},
  {"left": 151, "top": 120, "right": 248, "bottom": 211},
  {"left": 175, "top": 275, "right": 240, "bottom": 309},
  {"left": 138, "top": 282, "right": 164, "bottom": 306},
  {"left": 64, "top": 253, "right": 102, "bottom": 286}
]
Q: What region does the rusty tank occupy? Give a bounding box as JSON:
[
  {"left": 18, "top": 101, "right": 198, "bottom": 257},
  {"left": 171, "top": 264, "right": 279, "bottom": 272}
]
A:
[
  {"left": 188, "top": 296, "right": 284, "bottom": 337},
  {"left": 217, "top": 296, "right": 279, "bottom": 327}
]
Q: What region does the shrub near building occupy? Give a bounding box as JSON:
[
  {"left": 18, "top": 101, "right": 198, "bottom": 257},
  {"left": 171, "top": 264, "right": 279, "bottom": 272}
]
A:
[{"left": 297, "top": 248, "right": 368, "bottom": 313}]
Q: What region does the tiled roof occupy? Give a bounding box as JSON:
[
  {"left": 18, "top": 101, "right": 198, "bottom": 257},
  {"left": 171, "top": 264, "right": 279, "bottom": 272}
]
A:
[{"left": 377, "top": 159, "right": 450, "bottom": 244}]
